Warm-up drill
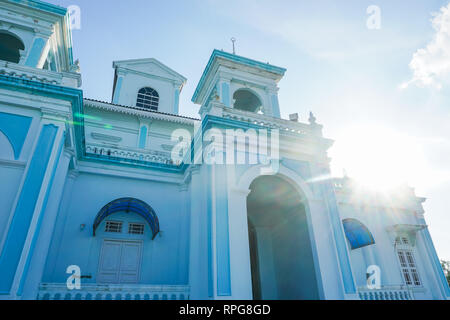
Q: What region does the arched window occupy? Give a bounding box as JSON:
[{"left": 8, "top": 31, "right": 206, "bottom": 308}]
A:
[
  {"left": 395, "top": 236, "right": 422, "bottom": 286},
  {"left": 342, "top": 218, "right": 375, "bottom": 250},
  {"left": 136, "top": 87, "right": 159, "bottom": 111},
  {"left": 233, "top": 89, "right": 262, "bottom": 113},
  {"left": 0, "top": 31, "right": 25, "bottom": 63}
]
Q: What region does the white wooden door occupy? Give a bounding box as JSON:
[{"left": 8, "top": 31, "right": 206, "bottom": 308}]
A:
[
  {"left": 119, "top": 242, "right": 142, "bottom": 283},
  {"left": 98, "top": 240, "right": 143, "bottom": 284}
]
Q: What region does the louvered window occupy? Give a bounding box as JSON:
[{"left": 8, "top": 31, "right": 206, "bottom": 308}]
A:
[
  {"left": 129, "top": 223, "right": 145, "bottom": 235},
  {"left": 105, "top": 221, "right": 123, "bottom": 233}
]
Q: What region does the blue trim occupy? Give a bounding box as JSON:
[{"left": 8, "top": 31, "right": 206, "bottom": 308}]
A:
[
  {"left": 93, "top": 198, "right": 160, "bottom": 240},
  {"left": 221, "top": 82, "right": 230, "bottom": 107},
  {"left": 342, "top": 219, "right": 376, "bottom": 250},
  {"left": 174, "top": 89, "right": 180, "bottom": 114},
  {"left": 0, "top": 124, "right": 58, "bottom": 295},
  {"left": 0, "top": 75, "right": 84, "bottom": 159},
  {"left": 138, "top": 126, "right": 147, "bottom": 149},
  {"left": 8, "top": 0, "right": 67, "bottom": 16},
  {"left": 112, "top": 76, "right": 123, "bottom": 104},
  {"left": 192, "top": 49, "right": 286, "bottom": 103},
  {"left": 0, "top": 112, "right": 32, "bottom": 159},
  {"left": 17, "top": 130, "right": 65, "bottom": 296},
  {"left": 215, "top": 165, "right": 231, "bottom": 296},
  {"left": 25, "top": 38, "right": 47, "bottom": 67}
]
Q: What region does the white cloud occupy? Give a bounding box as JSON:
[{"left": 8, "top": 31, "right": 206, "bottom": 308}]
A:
[{"left": 403, "top": 3, "right": 450, "bottom": 89}]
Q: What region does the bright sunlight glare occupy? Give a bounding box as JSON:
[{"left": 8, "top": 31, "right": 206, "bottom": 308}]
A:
[{"left": 329, "top": 125, "right": 428, "bottom": 191}]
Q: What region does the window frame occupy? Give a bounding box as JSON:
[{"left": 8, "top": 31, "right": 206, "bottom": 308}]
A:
[
  {"left": 128, "top": 222, "right": 145, "bottom": 235},
  {"left": 395, "top": 237, "right": 422, "bottom": 287},
  {"left": 136, "top": 87, "right": 159, "bottom": 111},
  {"left": 104, "top": 220, "right": 123, "bottom": 234}
]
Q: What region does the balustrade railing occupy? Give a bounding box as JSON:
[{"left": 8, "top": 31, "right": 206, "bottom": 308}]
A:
[
  {"left": 358, "top": 286, "right": 414, "bottom": 300},
  {"left": 37, "top": 283, "right": 190, "bottom": 300}
]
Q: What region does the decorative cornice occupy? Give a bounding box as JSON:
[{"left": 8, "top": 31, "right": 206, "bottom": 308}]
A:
[
  {"left": 192, "top": 49, "right": 286, "bottom": 104},
  {"left": 84, "top": 99, "right": 199, "bottom": 126},
  {"left": 8, "top": 0, "right": 67, "bottom": 16}
]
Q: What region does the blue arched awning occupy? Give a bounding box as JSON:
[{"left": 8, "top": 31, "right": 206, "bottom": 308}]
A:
[
  {"left": 342, "top": 219, "right": 375, "bottom": 250},
  {"left": 93, "top": 198, "right": 160, "bottom": 240}
]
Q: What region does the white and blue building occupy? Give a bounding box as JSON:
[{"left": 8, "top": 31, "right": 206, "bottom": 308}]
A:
[{"left": 0, "top": 0, "right": 448, "bottom": 300}]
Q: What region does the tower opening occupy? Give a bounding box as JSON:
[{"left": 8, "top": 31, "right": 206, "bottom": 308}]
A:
[
  {"left": 0, "top": 32, "right": 24, "bottom": 64},
  {"left": 246, "top": 175, "right": 320, "bottom": 300},
  {"left": 233, "top": 89, "right": 262, "bottom": 113}
]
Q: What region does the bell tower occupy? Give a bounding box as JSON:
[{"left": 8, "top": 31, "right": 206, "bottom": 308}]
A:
[
  {"left": 0, "top": 0, "right": 80, "bottom": 87},
  {"left": 111, "top": 58, "right": 186, "bottom": 115},
  {"left": 192, "top": 49, "right": 286, "bottom": 118},
  {"left": 0, "top": 0, "right": 75, "bottom": 70}
]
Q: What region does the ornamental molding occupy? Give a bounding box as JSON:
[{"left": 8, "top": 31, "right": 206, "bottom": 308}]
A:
[
  {"left": 91, "top": 132, "right": 123, "bottom": 143},
  {"left": 84, "top": 99, "right": 198, "bottom": 126},
  {"left": 40, "top": 106, "right": 71, "bottom": 120}
]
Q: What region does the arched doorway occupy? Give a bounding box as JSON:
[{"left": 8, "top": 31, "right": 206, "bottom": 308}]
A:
[
  {"left": 92, "top": 198, "right": 160, "bottom": 284},
  {"left": 246, "top": 175, "right": 320, "bottom": 300}
]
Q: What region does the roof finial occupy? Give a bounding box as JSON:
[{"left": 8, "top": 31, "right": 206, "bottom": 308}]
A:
[
  {"left": 343, "top": 168, "right": 348, "bottom": 178},
  {"left": 309, "top": 112, "right": 317, "bottom": 125},
  {"left": 231, "top": 37, "right": 236, "bottom": 55}
]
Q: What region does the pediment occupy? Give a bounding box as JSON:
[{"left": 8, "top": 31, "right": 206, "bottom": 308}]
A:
[{"left": 113, "top": 58, "right": 186, "bottom": 84}]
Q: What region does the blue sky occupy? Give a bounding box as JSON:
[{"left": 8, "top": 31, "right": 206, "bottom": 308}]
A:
[{"left": 48, "top": 0, "right": 450, "bottom": 260}]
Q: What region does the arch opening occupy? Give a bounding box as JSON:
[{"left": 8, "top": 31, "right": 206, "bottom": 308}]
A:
[
  {"left": 246, "top": 175, "right": 320, "bottom": 300},
  {"left": 233, "top": 89, "right": 262, "bottom": 113},
  {"left": 0, "top": 31, "right": 24, "bottom": 64}
]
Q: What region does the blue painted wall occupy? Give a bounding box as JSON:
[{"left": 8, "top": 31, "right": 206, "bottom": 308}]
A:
[
  {"left": 0, "top": 112, "right": 32, "bottom": 160},
  {"left": 0, "top": 166, "right": 26, "bottom": 242},
  {"left": 42, "top": 171, "right": 190, "bottom": 285},
  {"left": 138, "top": 126, "right": 147, "bottom": 149},
  {"left": 0, "top": 124, "right": 57, "bottom": 294}
]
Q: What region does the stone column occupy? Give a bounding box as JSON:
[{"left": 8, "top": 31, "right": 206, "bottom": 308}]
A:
[
  {"left": 227, "top": 186, "right": 253, "bottom": 300},
  {"left": 20, "top": 148, "right": 73, "bottom": 299},
  {"left": 188, "top": 166, "right": 211, "bottom": 299}
]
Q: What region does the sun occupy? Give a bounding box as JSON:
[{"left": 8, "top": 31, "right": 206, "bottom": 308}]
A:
[{"left": 329, "top": 125, "right": 427, "bottom": 192}]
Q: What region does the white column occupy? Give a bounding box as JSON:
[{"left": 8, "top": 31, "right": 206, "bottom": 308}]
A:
[
  {"left": 188, "top": 166, "right": 210, "bottom": 299},
  {"left": 227, "top": 187, "right": 253, "bottom": 300},
  {"left": 20, "top": 149, "right": 73, "bottom": 299}
]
